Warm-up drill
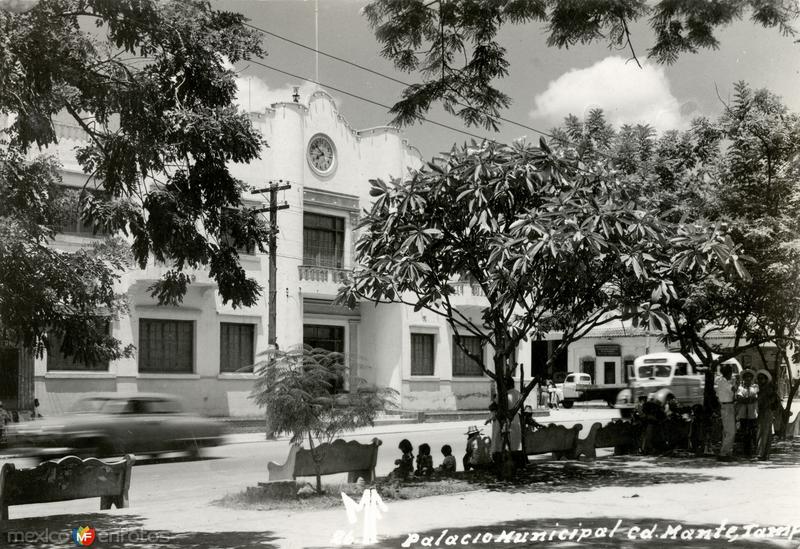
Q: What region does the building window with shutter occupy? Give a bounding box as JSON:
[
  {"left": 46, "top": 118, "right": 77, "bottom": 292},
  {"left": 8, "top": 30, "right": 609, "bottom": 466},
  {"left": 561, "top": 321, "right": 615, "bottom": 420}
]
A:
[
  {"left": 303, "top": 213, "right": 345, "bottom": 268},
  {"left": 452, "top": 335, "right": 483, "bottom": 377},
  {"left": 52, "top": 185, "right": 109, "bottom": 237},
  {"left": 220, "top": 323, "right": 255, "bottom": 373},
  {"left": 139, "top": 319, "right": 194, "bottom": 373},
  {"left": 411, "top": 333, "right": 435, "bottom": 376},
  {"left": 47, "top": 320, "right": 111, "bottom": 371}
]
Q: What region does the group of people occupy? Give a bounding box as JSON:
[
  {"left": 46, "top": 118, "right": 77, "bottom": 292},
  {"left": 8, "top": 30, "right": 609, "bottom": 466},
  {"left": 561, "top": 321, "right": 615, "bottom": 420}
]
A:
[
  {"left": 534, "top": 379, "right": 562, "bottom": 409},
  {"left": 632, "top": 365, "right": 783, "bottom": 461},
  {"left": 391, "top": 375, "right": 533, "bottom": 478},
  {"left": 716, "top": 366, "right": 781, "bottom": 461},
  {"left": 390, "top": 440, "right": 457, "bottom": 479}
]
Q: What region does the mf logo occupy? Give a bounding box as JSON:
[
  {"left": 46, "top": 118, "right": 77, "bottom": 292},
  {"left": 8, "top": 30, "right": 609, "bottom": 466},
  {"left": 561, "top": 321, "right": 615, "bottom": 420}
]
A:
[
  {"left": 331, "top": 488, "right": 387, "bottom": 546},
  {"left": 71, "top": 526, "right": 96, "bottom": 546}
]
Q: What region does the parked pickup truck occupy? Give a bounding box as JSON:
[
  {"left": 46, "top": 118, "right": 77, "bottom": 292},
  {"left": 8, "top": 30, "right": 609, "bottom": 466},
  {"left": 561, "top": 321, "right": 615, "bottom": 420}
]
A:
[
  {"left": 615, "top": 352, "right": 742, "bottom": 417},
  {"left": 560, "top": 372, "right": 627, "bottom": 408}
]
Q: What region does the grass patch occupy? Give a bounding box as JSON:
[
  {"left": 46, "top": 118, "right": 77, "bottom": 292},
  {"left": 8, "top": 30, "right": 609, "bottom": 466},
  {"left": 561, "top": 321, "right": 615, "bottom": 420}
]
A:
[{"left": 214, "top": 475, "right": 481, "bottom": 512}]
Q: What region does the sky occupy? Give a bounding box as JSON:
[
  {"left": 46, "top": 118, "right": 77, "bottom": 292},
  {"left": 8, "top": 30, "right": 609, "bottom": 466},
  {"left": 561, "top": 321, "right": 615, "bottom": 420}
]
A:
[{"left": 216, "top": 0, "right": 800, "bottom": 160}]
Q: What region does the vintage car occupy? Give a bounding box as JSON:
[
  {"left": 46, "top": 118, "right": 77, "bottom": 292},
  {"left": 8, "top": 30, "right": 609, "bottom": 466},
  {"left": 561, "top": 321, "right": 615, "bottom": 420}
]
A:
[
  {"left": 615, "top": 352, "right": 742, "bottom": 416},
  {"left": 5, "top": 392, "right": 227, "bottom": 458}
]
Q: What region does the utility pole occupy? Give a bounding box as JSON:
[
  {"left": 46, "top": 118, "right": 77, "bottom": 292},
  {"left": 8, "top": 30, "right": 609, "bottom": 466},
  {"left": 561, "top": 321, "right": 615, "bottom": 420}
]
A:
[
  {"left": 253, "top": 180, "right": 291, "bottom": 439},
  {"left": 253, "top": 180, "right": 291, "bottom": 348}
]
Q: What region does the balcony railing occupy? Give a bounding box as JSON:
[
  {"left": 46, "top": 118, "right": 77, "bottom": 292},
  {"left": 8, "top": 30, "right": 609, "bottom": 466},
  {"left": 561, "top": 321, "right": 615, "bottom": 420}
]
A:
[
  {"left": 451, "top": 282, "right": 485, "bottom": 297},
  {"left": 299, "top": 265, "right": 351, "bottom": 284}
]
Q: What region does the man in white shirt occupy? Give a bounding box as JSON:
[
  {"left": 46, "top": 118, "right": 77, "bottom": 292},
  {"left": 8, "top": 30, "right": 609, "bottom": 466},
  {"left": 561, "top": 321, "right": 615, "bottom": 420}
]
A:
[
  {"left": 715, "top": 364, "right": 736, "bottom": 460},
  {"left": 736, "top": 369, "right": 758, "bottom": 457}
]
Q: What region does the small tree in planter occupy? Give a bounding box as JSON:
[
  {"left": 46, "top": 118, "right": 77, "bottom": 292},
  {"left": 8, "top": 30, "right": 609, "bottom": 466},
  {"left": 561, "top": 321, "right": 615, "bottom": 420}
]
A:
[{"left": 250, "top": 344, "right": 398, "bottom": 493}]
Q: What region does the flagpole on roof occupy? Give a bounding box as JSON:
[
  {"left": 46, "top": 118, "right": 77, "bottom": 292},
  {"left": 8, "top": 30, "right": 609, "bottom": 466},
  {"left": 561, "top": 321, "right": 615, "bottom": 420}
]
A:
[{"left": 314, "top": 0, "right": 319, "bottom": 88}]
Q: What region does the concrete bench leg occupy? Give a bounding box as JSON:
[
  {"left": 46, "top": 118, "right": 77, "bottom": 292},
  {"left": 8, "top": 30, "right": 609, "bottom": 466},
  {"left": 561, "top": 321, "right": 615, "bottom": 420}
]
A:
[
  {"left": 100, "top": 494, "right": 128, "bottom": 510},
  {"left": 347, "top": 469, "right": 372, "bottom": 483}
]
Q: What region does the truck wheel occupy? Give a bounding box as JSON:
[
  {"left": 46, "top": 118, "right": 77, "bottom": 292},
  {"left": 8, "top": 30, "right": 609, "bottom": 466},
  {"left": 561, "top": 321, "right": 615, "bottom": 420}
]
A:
[{"left": 562, "top": 400, "right": 574, "bottom": 409}]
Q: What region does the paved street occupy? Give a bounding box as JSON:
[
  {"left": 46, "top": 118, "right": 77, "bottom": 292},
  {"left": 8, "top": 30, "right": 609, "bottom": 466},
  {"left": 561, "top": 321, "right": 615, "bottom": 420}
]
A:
[{"left": 0, "top": 406, "right": 620, "bottom": 519}]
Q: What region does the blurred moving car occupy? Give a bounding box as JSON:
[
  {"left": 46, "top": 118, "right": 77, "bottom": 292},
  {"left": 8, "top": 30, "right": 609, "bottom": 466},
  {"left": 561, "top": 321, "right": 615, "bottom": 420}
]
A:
[{"left": 6, "top": 393, "right": 227, "bottom": 458}]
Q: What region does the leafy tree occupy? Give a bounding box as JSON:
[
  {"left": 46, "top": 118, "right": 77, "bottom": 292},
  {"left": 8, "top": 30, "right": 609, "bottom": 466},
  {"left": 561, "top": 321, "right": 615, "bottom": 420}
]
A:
[
  {"left": 363, "top": 0, "right": 798, "bottom": 130},
  {"left": 251, "top": 345, "right": 397, "bottom": 492},
  {"left": 337, "top": 138, "right": 733, "bottom": 468},
  {"left": 0, "top": 0, "right": 270, "bottom": 361},
  {"left": 554, "top": 93, "right": 800, "bottom": 435}
]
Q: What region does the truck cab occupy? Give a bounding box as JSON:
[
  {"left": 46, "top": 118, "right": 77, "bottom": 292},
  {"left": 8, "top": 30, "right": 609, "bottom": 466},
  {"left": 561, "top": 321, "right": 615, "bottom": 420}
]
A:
[
  {"left": 561, "top": 373, "right": 592, "bottom": 400},
  {"left": 615, "top": 352, "right": 741, "bottom": 415}
]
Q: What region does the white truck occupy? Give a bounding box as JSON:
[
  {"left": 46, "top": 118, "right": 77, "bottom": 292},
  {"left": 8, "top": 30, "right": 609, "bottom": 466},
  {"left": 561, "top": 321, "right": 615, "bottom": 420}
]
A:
[
  {"left": 560, "top": 372, "right": 627, "bottom": 408},
  {"left": 614, "top": 352, "right": 742, "bottom": 417}
]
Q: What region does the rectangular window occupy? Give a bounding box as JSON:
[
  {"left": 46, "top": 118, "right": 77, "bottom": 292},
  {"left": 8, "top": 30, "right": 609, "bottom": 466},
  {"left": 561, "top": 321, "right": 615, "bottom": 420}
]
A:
[
  {"left": 47, "top": 321, "right": 111, "bottom": 371},
  {"left": 53, "top": 185, "right": 108, "bottom": 236},
  {"left": 220, "top": 323, "right": 255, "bottom": 373},
  {"left": 303, "top": 324, "right": 345, "bottom": 353},
  {"left": 411, "top": 334, "right": 435, "bottom": 376},
  {"left": 452, "top": 336, "right": 483, "bottom": 377},
  {"left": 139, "top": 319, "right": 194, "bottom": 373},
  {"left": 303, "top": 213, "right": 345, "bottom": 268},
  {"left": 221, "top": 208, "right": 256, "bottom": 255},
  {"left": 581, "top": 359, "right": 595, "bottom": 378}
]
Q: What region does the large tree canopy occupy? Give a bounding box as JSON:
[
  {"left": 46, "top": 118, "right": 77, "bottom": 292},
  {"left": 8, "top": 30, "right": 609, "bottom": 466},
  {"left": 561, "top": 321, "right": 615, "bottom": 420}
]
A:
[
  {"left": 363, "top": 0, "right": 798, "bottom": 130},
  {"left": 551, "top": 85, "right": 800, "bottom": 423},
  {"left": 0, "top": 0, "right": 270, "bottom": 361},
  {"left": 338, "top": 138, "right": 737, "bottom": 438}
]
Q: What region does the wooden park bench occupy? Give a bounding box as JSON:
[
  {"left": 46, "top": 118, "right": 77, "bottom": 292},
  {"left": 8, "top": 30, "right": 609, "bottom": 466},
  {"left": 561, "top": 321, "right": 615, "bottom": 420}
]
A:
[
  {"left": 0, "top": 454, "right": 134, "bottom": 521},
  {"left": 268, "top": 438, "right": 382, "bottom": 483},
  {"left": 523, "top": 424, "right": 582, "bottom": 459},
  {"left": 574, "top": 421, "right": 638, "bottom": 459}
]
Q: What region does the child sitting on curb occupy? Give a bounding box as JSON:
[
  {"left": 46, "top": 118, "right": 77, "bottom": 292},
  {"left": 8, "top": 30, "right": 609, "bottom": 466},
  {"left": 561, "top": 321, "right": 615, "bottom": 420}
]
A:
[
  {"left": 415, "top": 443, "right": 433, "bottom": 477},
  {"left": 438, "top": 444, "right": 456, "bottom": 474},
  {"left": 390, "top": 439, "right": 414, "bottom": 480}
]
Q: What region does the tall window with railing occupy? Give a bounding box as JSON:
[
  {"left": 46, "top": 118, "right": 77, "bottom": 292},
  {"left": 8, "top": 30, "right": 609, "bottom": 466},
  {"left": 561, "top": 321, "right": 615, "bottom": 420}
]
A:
[
  {"left": 52, "top": 185, "right": 108, "bottom": 237},
  {"left": 303, "top": 213, "right": 344, "bottom": 268}
]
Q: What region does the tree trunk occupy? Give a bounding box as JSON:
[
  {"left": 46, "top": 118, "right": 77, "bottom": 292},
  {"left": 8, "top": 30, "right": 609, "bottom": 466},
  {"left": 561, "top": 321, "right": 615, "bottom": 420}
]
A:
[{"left": 308, "top": 432, "right": 322, "bottom": 493}]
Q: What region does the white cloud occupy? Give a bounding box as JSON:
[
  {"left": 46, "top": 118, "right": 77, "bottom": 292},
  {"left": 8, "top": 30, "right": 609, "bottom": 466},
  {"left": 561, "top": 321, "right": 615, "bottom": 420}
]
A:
[
  {"left": 222, "top": 58, "right": 321, "bottom": 113},
  {"left": 233, "top": 75, "right": 320, "bottom": 113},
  {"left": 529, "top": 56, "right": 687, "bottom": 132}
]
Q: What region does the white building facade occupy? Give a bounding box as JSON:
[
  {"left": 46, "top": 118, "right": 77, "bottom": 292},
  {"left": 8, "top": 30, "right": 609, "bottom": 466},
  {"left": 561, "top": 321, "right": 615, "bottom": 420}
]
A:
[{"left": 9, "top": 91, "right": 529, "bottom": 417}]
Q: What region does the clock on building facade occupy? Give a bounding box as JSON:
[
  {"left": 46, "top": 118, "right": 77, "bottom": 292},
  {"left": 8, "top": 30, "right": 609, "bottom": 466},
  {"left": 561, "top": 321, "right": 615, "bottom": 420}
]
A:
[{"left": 307, "top": 133, "right": 337, "bottom": 176}]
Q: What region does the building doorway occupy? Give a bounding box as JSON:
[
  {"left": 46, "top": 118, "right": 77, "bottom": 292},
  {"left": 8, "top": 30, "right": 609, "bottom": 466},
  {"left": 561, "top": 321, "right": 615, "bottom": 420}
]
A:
[
  {"left": 0, "top": 348, "right": 20, "bottom": 409},
  {"left": 303, "top": 324, "right": 346, "bottom": 392},
  {"left": 531, "top": 340, "right": 568, "bottom": 382}
]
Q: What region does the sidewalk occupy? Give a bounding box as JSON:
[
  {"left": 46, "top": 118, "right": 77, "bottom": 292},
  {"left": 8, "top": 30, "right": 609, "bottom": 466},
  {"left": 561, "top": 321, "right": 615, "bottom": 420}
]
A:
[
  {"left": 3, "top": 439, "right": 798, "bottom": 548},
  {"left": 116, "top": 444, "right": 800, "bottom": 548}
]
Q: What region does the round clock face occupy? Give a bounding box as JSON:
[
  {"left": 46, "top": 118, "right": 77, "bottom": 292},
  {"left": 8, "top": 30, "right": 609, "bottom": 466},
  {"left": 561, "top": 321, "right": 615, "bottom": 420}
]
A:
[{"left": 307, "top": 134, "right": 337, "bottom": 176}]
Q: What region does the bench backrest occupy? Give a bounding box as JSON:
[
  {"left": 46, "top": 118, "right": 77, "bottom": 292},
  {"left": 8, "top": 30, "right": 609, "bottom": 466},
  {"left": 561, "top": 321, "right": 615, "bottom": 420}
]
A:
[
  {"left": 594, "top": 421, "right": 636, "bottom": 449},
  {"left": 294, "top": 438, "right": 381, "bottom": 476},
  {"left": 0, "top": 455, "right": 134, "bottom": 508},
  {"left": 524, "top": 424, "right": 581, "bottom": 454}
]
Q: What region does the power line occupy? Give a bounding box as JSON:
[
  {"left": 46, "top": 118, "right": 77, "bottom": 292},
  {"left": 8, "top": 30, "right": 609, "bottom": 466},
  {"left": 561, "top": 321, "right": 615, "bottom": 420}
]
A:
[
  {"left": 243, "top": 22, "right": 640, "bottom": 170},
  {"left": 247, "top": 58, "right": 492, "bottom": 143},
  {"left": 244, "top": 22, "right": 557, "bottom": 141}
]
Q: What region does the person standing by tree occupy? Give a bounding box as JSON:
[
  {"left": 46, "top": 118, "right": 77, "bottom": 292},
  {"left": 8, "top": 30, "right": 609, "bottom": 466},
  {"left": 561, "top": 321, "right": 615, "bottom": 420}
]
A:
[
  {"left": 756, "top": 370, "right": 780, "bottom": 460},
  {"left": 716, "top": 364, "right": 736, "bottom": 461},
  {"left": 0, "top": 402, "right": 11, "bottom": 447},
  {"left": 736, "top": 370, "right": 759, "bottom": 458}
]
